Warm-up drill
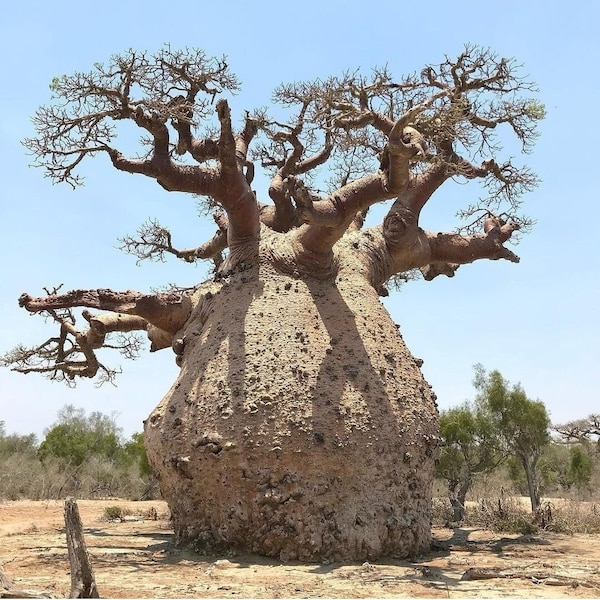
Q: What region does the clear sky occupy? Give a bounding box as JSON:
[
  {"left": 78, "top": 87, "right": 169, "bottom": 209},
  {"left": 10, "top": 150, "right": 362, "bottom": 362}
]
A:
[{"left": 1, "top": 0, "right": 598, "bottom": 439}]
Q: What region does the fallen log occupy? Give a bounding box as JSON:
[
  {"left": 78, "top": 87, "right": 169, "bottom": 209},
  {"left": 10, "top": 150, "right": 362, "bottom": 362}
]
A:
[
  {"left": 461, "top": 567, "right": 502, "bottom": 581},
  {"left": 461, "top": 567, "right": 599, "bottom": 589}
]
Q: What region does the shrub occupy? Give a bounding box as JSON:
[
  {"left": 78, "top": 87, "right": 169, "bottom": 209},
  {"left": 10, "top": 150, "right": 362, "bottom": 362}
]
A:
[
  {"left": 466, "top": 494, "right": 538, "bottom": 535},
  {"left": 536, "top": 500, "right": 600, "bottom": 534},
  {"left": 103, "top": 505, "right": 129, "bottom": 521}
]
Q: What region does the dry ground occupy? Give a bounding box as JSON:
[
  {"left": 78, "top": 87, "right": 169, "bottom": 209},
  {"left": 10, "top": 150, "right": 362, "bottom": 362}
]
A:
[{"left": 1, "top": 499, "right": 599, "bottom": 598}]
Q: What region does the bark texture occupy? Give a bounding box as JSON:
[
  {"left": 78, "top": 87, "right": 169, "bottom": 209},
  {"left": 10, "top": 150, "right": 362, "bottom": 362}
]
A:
[
  {"left": 64, "top": 497, "right": 99, "bottom": 598},
  {"left": 144, "top": 241, "right": 439, "bottom": 561}
]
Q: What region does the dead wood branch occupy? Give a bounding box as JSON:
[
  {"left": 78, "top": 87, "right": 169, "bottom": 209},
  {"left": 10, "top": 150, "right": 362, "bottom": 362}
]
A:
[
  {"left": 64, "top": 498, "right": 99, "bottom": 598},
  {"left": 461, "top": 566, "right": 599, "bottom": 588}
]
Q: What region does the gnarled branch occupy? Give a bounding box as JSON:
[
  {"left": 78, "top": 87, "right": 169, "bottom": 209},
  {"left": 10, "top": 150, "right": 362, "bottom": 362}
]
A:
[
  {"left": 19, "top": 288, "right": 191, "bottom": 336},
  {"left": 357, "top": 211, "right": 521, "bottom": 291}
]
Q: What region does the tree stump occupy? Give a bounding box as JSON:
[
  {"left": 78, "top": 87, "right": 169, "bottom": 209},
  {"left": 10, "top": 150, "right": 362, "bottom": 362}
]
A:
[{"left": 64, "top": 498, "right": 99, "bottom": 598}]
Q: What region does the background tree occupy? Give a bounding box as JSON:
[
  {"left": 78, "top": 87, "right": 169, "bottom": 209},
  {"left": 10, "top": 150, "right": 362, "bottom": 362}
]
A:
[
  {"left": 1, "top": 45, "right": 543, "bottom": 561},
  {"left": 555, "top": 414, "right": 600, "bottom": 447},
  {"left": 37, "top": 404, "right": 123, "bottom": 467},
  {"left": 567, "top": 445, "right": 593, "bottom": 491},
  {"left": 123, "top": 432, "right": 153, "bottom": 478},
  {"left": 473, "top": 365, "right": 550, "bottom": 512},
  {"left": 552, "top": 418, "right": 598, "bottom": 494},
  {"left": 31, "top": 405, "right": 155, "bottom": 499},
  {"left": 0, "top": 421, "right": 43, "bottom": 500},
  {"left": 0, "top": 421, "right": 37, "bottom": 458},
  {"left": 437, "top": 403, "right": 504, "bottom": 521}
]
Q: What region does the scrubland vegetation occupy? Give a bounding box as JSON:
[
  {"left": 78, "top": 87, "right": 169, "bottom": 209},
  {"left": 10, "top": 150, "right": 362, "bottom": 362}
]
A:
[
  {"left": 1, "top": 366, "right": 598, "bottom": 538},
  {"left": 0, "top": 405, "right": 156, "bottom": 501},
  {"left": 433, "top": 366, "right": 600, "bottom": 534}
]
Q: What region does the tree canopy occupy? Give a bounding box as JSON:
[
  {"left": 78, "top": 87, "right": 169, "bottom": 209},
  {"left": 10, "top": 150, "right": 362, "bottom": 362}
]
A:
[
  {"left": 473, "top": 364, "right": 550, "bottom": 511},
  {"left": 37, "top": 404, "right": 123, "bottom": 467},
  {"left": 2, "top": 44, "right": 544, "bottom": 387},
  {"left": 437, "top": 401, "right": 504, "bottom": 521}
]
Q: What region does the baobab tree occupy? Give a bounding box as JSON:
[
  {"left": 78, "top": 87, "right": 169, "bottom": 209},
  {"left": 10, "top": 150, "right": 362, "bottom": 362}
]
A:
[{"left": 2, "top": 45, "right": 543, "bottom": 561}]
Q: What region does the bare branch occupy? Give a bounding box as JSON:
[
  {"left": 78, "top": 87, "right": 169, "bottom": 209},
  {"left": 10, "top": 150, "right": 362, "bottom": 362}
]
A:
[
  {"left": 1, "top": 307, "right": 149, "bottom": 385},
  {"left": 258, "top": 45, "right": 542, "bottom": 249},
  {"left": 23, "top": 44, "right": 542, "bottom": 265},
  {"left": 425, "top": 217, "right": 521, "bottom": 275},
  {"left": 4, "top": 280, "right": 198, "bottom": 385},
  {"left": 24, "top": 46, "right": 240, "bottom": 190},
  {"left": 118, "top": 216, "right": 228, "bottom": 268},
  {"left": 554, "top": 415, "right": 600, "bottom": 443}
]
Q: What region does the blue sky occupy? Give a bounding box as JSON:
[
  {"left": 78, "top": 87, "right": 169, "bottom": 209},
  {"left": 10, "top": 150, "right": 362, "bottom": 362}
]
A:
[{"left": 1, "top": 0, "right": 598, "bottom": 439}]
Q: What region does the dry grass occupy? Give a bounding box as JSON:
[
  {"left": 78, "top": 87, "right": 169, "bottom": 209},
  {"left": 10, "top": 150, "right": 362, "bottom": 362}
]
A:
[
  {"left": 537, "top": 499, "right": 600, "bottom": 534},
  {"left": 433, "top": 493, "right": 600, "bottom": 535},
  {"left": 0, "top": 453, "right": 156, "bottom": 502}
]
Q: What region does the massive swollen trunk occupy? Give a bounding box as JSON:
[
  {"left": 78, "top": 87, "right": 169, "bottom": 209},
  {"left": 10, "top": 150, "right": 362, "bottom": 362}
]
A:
[{"left": 144, "top": 250, "right": 439, "bottom": 562}]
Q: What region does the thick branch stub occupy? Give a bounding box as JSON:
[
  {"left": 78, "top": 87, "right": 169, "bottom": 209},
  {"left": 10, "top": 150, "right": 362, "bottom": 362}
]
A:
[
  {"left": 18, "top": 288, "right": 191, "bottom": 336},
  {"left": 423, "top": 219, "right": 521, "bottom": 280},
  {"left": 135, "top": 294, "right": 193, "bottom": 336},
  {"left": 382, "top": 205, "right": 420, "bottom": 248},
  {"left": 361, "top": 208, "right": 521, "bottom": 291},
  {"left": 285, "top": 177, "right": 322, "bottom": 224},
  {"left": 381, "top": 126, "right": 427, "bottom": 194},
  {"left": 212, "top": 99, "right": 261, "bottom": 247},
  {"left": 18, "top": 289, "right": 142, "bottom": 314},
  {"left": 421, "top": 263, "right": 460, "bottom": 280},
  {"left": 216, "top": 99, "right": 238, "bottom": 174}
]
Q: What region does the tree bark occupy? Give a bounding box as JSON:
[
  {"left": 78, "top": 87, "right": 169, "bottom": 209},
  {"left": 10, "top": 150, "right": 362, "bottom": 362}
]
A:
[
  {"left": 522, "top": 457, "right": 541, "bottom": 512},
  {"left": 64, "top": 498, "right": 99, "bottom": 599},
  {"left": 449, "top": 475, "right": 471, "bottom": 522},
  {"left": 144, "top": 245, "right": 439, "bottom": 562}
]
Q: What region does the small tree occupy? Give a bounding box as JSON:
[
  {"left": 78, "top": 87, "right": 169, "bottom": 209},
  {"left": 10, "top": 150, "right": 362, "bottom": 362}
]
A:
[
  {"left": 567, "top": 445, "right": 593, "bottom": 491},
  {"left": 123, "top": 432, "right": 152, "bottom": 478},
  {"left": 0, "top": 422, "right": 37, "bottom": 457},
  {"left": 473, "top": 365, "right": 550, "bottom": 512},
  {"left": 37, "top": 404, "right": 123, "bottom": 467},
  {"left": 554, "top": 415, "right": 599, "bottom": 492},
  {"left": 437, "top": 403, "right": 503, "bottom": 521}
]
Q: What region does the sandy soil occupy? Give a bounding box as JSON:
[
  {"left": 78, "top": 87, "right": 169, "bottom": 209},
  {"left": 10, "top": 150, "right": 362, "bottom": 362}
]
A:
[{"left": 1, "top": 499, "right": 599, "bottom": 598}]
